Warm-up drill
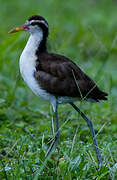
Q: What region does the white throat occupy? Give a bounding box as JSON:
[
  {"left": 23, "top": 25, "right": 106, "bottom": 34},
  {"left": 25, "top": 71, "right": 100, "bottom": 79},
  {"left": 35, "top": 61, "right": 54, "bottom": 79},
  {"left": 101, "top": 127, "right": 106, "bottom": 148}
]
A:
[
  {"left": 24, "top": 31, "right": 43, "bottom": 55},
  {"left": 19, "top": 31, "right": 43, "bottom": 93},
  {"left": 20, "top": 30, "right": 43, "bottom": 70}
]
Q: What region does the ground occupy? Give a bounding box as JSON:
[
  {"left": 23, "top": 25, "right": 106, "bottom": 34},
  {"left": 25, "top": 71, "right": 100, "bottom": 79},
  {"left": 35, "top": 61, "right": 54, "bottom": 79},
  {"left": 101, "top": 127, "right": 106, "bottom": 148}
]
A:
[{"left": 0, "top": 0, "right": 117, "bottom": 179}]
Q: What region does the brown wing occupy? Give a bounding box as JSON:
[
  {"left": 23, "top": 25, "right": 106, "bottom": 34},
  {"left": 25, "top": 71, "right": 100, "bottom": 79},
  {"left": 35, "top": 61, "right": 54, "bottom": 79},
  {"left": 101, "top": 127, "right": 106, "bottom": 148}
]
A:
[{"left": 34, "top": 52, "right": 108, "bottom": 101}]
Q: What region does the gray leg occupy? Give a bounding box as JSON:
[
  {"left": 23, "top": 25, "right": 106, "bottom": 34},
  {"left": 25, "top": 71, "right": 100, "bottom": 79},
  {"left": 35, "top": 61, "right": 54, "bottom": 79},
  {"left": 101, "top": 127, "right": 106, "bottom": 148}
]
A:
[
  {"left": 70, "top": 102, "right": 103, "bottom": 168},
  {"left": 46, "top": 99, "right": 60, "bottom": 157}
]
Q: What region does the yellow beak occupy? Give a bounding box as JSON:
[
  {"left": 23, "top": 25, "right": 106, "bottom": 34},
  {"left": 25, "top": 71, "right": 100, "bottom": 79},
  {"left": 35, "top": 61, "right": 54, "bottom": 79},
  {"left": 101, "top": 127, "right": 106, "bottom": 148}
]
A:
[{"left": 8, "top": 26, "right": 25, "bottom": 34}]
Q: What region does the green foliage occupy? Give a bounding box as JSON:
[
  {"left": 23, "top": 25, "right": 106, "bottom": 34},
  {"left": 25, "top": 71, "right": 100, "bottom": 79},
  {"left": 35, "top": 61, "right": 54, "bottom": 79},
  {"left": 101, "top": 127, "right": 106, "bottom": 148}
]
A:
[{"left": 0, "top": 0, "right": 117, "bottom": 179}]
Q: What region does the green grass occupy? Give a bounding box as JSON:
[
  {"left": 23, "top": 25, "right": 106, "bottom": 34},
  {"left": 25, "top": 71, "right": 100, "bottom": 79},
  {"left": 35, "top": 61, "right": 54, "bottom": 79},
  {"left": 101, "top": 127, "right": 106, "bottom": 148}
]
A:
[{"left": 0, "top": 0, "right": 117, "bottom": 179}]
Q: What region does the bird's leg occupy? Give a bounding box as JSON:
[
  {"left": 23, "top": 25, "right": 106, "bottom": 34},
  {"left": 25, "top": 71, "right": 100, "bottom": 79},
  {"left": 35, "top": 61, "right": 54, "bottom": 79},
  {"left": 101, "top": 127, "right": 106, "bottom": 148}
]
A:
[
  {"left": 46, "top": 100, "right": 60, "bottom": 157},
  {"left": 70, "top": 102, "right": 103, "bottom": 169}
]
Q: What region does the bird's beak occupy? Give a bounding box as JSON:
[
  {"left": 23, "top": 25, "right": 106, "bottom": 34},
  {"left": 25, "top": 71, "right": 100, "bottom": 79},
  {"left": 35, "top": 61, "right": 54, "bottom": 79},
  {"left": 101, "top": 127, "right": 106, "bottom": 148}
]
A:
[{"left": 8, "top": 24, "right": 29, "bottom": 34}]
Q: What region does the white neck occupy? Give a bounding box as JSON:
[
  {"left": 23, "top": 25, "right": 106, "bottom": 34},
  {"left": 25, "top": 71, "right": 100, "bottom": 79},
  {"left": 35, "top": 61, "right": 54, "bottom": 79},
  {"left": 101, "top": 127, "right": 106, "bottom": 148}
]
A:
[
  {"left": 24, "top": 31, "right": 43, "bottom": 55},
  {"left": 19, "top": 30, "right": 43, "bottom": 83}
]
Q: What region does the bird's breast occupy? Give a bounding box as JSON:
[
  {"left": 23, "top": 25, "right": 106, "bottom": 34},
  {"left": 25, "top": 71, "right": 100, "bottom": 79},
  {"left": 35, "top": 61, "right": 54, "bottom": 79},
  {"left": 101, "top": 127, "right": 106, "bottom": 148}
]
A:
[
  {"left": 19, "top": 49, "right": 56, "bottom": 104},
  {"left": 20, "top": 49, "right": 36, "bottom": 82}
]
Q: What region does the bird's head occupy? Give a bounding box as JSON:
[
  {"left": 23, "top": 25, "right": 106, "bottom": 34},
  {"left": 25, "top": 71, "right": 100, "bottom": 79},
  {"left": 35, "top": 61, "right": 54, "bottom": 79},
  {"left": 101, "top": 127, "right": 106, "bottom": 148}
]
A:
[{"left": 9, "top": 15, "right": 49, "bottom": 36}]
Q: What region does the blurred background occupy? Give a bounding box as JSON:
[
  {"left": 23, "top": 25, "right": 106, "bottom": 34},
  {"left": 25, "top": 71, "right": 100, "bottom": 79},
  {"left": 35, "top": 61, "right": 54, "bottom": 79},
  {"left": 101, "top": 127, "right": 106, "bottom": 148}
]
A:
[{"left": 0, "top": 0, "right": 117, "bottom": 179}]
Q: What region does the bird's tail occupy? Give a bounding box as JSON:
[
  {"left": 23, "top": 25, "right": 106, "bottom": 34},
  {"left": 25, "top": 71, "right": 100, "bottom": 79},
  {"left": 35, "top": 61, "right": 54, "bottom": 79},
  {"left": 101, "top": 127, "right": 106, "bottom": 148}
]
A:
[{"left": 94, "top": 90, "right": 108, "bottom": 102}]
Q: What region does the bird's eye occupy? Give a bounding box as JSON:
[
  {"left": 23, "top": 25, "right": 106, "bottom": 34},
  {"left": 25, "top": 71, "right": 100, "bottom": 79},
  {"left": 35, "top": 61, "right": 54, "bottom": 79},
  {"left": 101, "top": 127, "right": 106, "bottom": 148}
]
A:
[{"left": 30, "top": 22, "right": 37, "bottom": 26}]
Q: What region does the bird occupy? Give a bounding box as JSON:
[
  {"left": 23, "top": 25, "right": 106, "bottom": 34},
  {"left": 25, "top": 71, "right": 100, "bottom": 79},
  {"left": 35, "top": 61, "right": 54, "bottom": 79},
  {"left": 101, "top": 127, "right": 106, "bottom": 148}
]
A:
[{"left": 9, "top": 14, "right": 108, "bottom": 168}]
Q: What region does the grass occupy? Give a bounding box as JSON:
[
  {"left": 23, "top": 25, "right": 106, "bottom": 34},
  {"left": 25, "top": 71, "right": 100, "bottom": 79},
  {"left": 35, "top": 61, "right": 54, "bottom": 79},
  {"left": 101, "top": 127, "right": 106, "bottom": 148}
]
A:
[{"left": 0, "top": 0, "right": 117, "bottom": 179}]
